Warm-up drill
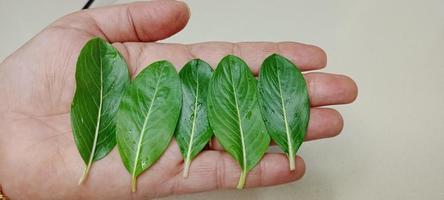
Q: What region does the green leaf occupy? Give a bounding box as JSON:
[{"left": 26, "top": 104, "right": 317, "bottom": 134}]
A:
[
  {"left": 207, "top": 55, "right": 270, "bottom": 189},
  {"left": 116, "top": 61, "right": 182, "bottom": 192},
  {"left": 71, "top": 37, "right": 130, "bottom": 184},
  {"left": 175, "top": 59, "right": 213, "bottom": 178},
  {"left": 258, "top": 54, "right": 310, "bottom": 171}
]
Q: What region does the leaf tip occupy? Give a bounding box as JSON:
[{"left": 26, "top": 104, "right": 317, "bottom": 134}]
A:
[
  {"left": 270, "top": 53, "right": 280, "bottom": 57},
  {"left": 221, "top": 54, "right": 241, "bottom": 63},
  {"left": 264, "top": 53, "right": 283, "bottom": 62}
]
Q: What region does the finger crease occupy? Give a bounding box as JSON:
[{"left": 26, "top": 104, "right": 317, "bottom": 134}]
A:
[
  {"left": 83, "top": 12, "right": 110, "bottom": 42},
  {"left": 115, "top": 42, "right": 130, "bottom": 63},
  {"left": 259, "top": 159, "right": 266, "bottom": 186},
  {"left": 215, "top": 152, "right": 226, "bottom": 189},
  {"left": 126, "top": 6, "right": 142, "bottom": 42},
  {"left": 133, "top": 44, "right": 146, "bottom": 76},
  {"left": 275, "top": 42, "right": 282, "bottom": 54},
  {"left": 171, "top": 174, "right": 181, "bottom": 195},
  {"left": 48, "top": 25, "right": 96, "bottom": 40},
  {"left": 231, "top": 43, "right": 241, "bottom": 57},
  {"left": 185, "top": 45, "right": 197, "bottom": 59},
  {"left": 307, "top": 76, "right": 317, "bottom": 106}
]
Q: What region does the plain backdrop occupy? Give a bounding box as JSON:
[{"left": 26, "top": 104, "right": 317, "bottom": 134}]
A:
[{"left": 1, "top": 0, "right": 443, "bottom": 199}]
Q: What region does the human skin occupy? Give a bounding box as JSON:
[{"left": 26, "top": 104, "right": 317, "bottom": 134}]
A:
[{"left": 0, "top": 0, "right": 357, "bottom": 199}]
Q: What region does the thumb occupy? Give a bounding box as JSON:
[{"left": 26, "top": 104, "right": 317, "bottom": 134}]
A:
[{"left": 51, "top": 0, "right": 190, "bottom": 42}]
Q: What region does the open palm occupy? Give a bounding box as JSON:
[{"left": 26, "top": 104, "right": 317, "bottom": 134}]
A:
[{"left": 0, "top": 1, "right": 357, "bottom": 199}]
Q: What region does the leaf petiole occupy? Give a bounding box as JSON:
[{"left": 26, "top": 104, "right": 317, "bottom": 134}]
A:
[
  {"left": 236, "top": 170, "right": 247, "bottom": 189},
  {"left": 183, "top": 158, "right": 191, "bottom": 178},
  {"left": 78, "top": 163, "right": 92, "bottom": 184},
  {"left": 288, "top": 153, "right": 296, "bottom": 171},
  {"left": 131, "top": 176, "right": 137, "bottom": 192}
]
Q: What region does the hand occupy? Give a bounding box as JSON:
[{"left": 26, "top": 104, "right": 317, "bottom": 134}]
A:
[{"left": 0, "top": 1, "right": 357, "bottom": 199}]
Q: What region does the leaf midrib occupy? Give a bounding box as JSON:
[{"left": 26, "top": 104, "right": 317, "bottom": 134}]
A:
[
  {"left": 185, "top": 74, "right": 199, "bottom": 165},
  {"left": 86, "top": 43, "right": 104, "bottom": 171},
  {"left": 132, "top": 75, "right": 162, "bottom": 177},
  {"left": 230, "top": 73, "right": 247, "bottom": 173},
  {"left": 276, "top": 72, "right": 294, "bottom": 158}
]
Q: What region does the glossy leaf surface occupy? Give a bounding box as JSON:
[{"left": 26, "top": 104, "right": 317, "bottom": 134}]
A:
[
  {"left": 258, "top": 54, "right": 310, "bottom": 170},
  {"left": 175, "top": 59, "right": 213, "bottom": 178},
  {"left": 116, "top": 61, "right": 181, "bottom": 192},
  {"left": 207, "top": 55, "right": 270, "bottom": 189},
  {"left": 71, "top": 37, "right": 130, "bottom": 184}
]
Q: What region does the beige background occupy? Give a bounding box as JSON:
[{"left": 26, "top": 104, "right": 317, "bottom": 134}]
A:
[{"left": 1, "top": 0, "right": 444, "bottom": 199}]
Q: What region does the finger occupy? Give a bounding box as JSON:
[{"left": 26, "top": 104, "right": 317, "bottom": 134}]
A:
[
  {"left": 119, "top": 45, "right": 354, "bottom": 105},
  {"left": 169, "top": 151, "right": 305, "bottom": 194},
  {"left": 51, "top": 0, "right": 190, "bottom": 42},
  {"left": 119, "top": 42, "right": 327, "bottom": 76},
  {"left": 305, "top": 108, "right": 343, "bottom": 141},
  {"left": 209, "top": 107, "right": 344, "bottom": 150},
  {"left": 305, "top": 72, "right": 358, "bottom": 107},
  {"left": 188, "top": 42, "right": 327, "bottom": 73}
]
